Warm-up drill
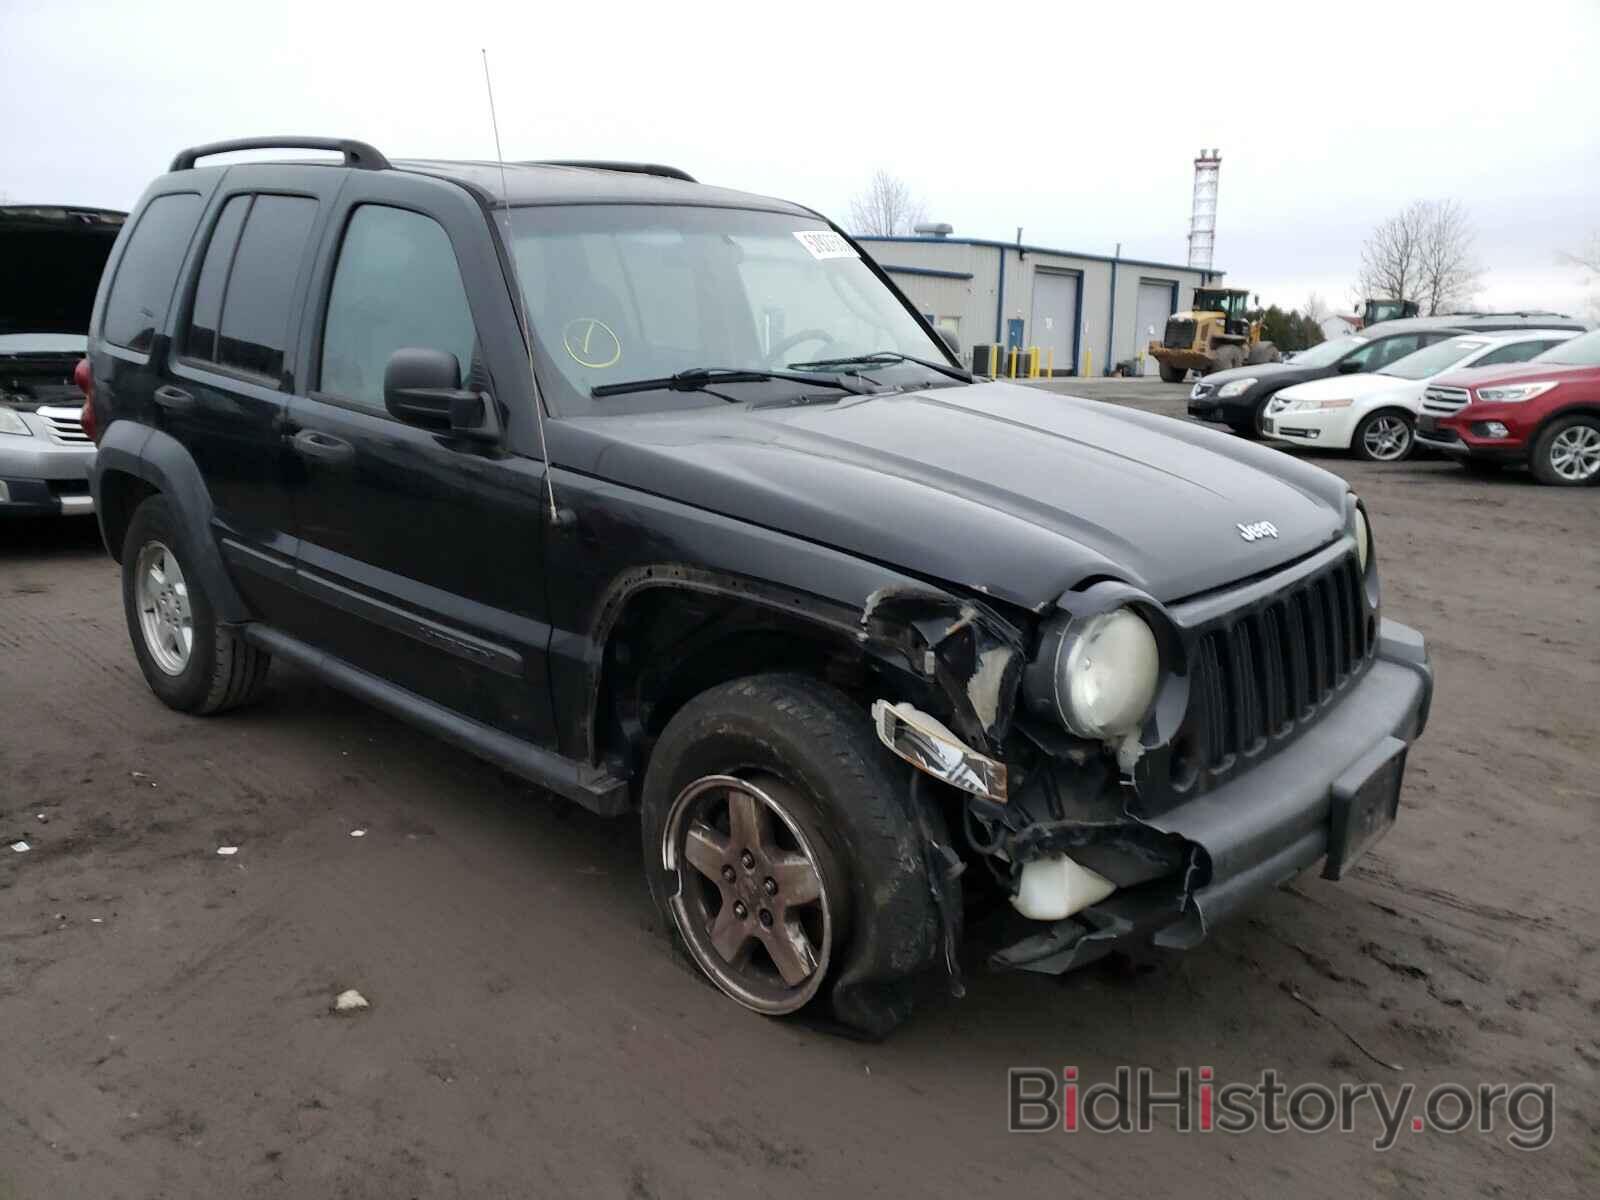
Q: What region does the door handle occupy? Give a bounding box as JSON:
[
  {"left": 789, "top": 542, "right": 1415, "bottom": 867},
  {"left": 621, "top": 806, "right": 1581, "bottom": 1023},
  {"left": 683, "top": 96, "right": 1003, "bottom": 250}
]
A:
[
  {"left": 290, "top": 429, "right": 356, "bottom": 466},
  {"left": 153, "top": 384, "right": 197, "bottom": 412}
]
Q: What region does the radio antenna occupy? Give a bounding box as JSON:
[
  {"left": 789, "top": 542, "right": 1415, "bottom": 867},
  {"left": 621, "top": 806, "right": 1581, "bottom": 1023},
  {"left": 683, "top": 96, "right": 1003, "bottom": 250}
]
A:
[{"left": 481, "top": 48, "right": 559, "bottom": 524}]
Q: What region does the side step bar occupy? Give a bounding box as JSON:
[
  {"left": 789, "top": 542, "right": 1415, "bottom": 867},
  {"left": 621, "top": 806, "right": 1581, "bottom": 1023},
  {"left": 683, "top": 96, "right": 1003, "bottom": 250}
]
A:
[{"left": 243, "top": 625, "right": 631, "bottom": 817}]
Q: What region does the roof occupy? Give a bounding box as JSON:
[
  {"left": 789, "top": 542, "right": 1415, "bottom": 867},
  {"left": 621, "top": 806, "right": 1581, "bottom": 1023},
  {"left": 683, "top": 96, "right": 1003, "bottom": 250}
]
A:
[
  {"left": 855, "top": 234, "right": 1215, "bottom": 277},
  {"left": 1371, "top": 313, "right": 1590, "bottom": 334},
  {"left": 390, "top": 159, "right": 815, "bottom": 214}
]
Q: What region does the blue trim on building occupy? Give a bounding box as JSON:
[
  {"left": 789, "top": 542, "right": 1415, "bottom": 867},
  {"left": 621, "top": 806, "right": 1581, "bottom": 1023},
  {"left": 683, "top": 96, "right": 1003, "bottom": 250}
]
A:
[
  {"left": 1072, "top": 272, "right": 1084, "bottom": 376},
  {"left": 858, "top": 234, "right": 1221, "bottom": 278},
  {"left": 1105, "top": 258, "right": 1119, "bottom": 370},
  {"left": 879, "top": 264, "right": 974, "bottom": 280},
  {"left": 993, "top": 246, "right": 1006, "bottom": 344}
]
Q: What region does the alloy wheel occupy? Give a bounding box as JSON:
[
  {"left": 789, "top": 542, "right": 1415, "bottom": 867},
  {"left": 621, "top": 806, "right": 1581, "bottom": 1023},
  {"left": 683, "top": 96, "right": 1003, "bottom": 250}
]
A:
[
  {"left": 1362, "top": 415, "right": 1412, "bottom": 461},
  {"left": 662, "top": 773, "right": 836, "bottom": 1014},
  {"left": 1549, "top": 424, "right": 1600, "bottom": 482},
  {"left": 134, "top": 540, "right": 193, "bottom": 675}
]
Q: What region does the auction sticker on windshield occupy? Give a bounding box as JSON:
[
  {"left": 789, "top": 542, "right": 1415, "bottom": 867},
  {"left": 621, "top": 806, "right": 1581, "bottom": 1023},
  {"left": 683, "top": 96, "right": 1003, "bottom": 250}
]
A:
[{"left": 794, "top": 230, "right": 859, "bottom": 260}]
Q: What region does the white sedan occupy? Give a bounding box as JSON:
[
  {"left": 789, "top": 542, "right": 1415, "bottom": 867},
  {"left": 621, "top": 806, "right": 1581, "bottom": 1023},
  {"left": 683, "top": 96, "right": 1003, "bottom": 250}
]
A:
[{"left": 1261, "top": 329, "right": 1577, "bottom": 461}]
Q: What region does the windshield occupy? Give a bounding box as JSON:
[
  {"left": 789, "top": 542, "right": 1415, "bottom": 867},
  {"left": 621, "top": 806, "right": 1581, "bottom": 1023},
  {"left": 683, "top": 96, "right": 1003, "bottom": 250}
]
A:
[
  {"left": 506, "top": 205, "right": 950, "bottom": 415},
  {"left": 1291, "top": 335, "right": 1366, "bottom": 368},
  {"left": 1380, "top": 336, "right": 1486, "bottom": 380},
  {"left": 1534, "top": 328, "right": 1600, "bottom": 366}
]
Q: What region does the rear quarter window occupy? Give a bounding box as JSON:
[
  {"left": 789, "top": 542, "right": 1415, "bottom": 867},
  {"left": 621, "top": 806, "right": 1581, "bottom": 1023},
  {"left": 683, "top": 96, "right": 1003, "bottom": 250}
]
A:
[
  {"left": 102, "top": 192, "right": 203, "bottom": 352},
  {"left": 215, "top": 195, "right": 318, "bottom": 379}
]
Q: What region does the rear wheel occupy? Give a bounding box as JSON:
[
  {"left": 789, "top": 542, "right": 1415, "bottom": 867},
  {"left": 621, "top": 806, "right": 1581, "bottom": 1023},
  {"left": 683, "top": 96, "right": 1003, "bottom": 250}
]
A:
[
  {"left": 1531, "top": 414, "right": 1600, "bottom": 486},
  {"left": 121, "top": 495, "right": 270, "bottom": 713},
  {"left": 1353, "top": 409, "right": 1415, "bottom": 462},
  {"left": 1246, "top": 341, "right": 1279, "bottom": 366},
  {"left": 641, "top": 674, "right": 947, "bottom": 1037},
  {"left": 1158, "top": 362, "right": 1185, "bottom": 384}
]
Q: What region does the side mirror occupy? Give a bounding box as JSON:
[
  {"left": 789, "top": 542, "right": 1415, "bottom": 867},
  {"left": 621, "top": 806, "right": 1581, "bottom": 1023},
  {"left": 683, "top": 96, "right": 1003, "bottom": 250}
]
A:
[
  {"left": 383, "top": 347, "right": 500, "bottom": 441},
  {"left": 1336, "top": 358, "right": 1363, "bottom": 374},
  {"left": 936, "top": 328, "right": 961, "bottom": 358}
]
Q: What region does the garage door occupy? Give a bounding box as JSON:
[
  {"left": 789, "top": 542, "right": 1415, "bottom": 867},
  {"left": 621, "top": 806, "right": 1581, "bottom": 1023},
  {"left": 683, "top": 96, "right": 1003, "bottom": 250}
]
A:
[
  {"left": 1135, "top": 280, "right": 1177, "bottom": 375},
  {"left": 1029, "top": 271, "right": 1078, "bottom": 374}
]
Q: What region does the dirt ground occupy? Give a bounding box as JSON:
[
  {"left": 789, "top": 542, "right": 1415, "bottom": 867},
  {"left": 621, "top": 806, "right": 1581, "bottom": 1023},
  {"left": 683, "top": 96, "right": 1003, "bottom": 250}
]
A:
[{"left": 2, "top": 379, "right": 1596, "bottom": 1199}]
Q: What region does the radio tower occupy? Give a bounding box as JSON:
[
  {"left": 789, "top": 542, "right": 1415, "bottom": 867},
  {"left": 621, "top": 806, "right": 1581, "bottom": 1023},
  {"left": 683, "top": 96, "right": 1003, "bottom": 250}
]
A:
[{"left": 1187, "top": 148, "right": 1221, "bottom": 272}]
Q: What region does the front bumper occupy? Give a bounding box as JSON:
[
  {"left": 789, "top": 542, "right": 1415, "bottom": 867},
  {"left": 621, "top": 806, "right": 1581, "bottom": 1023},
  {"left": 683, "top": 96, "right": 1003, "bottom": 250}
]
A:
[
  {"left": 1260, "top": 405, "right": 1354, "bottom": 447},
  {"left": 992, "top": 618, "right": 1432, "bottom": 972},
  {"left": 1415, "top": 411, "right": 1528, "bottom": 460},
  {"left": 0, "top": 432, "right": 95, "bottom": 517},
  {"left": 1186, "top": 387, "right": 1255, "bottom": 425}
]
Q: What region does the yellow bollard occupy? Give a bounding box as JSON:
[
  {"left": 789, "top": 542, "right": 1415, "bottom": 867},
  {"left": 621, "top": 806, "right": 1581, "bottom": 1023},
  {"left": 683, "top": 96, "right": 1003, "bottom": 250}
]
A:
[
  {"left": 1083, "top": 349, "right": 1093, "bottom": 378},
  {"left": 1046, "top": 348, "right": 1054, "bottom": 377},
  {"left": 1008, "top": 347, "right": 1017, "bottom": 378}
]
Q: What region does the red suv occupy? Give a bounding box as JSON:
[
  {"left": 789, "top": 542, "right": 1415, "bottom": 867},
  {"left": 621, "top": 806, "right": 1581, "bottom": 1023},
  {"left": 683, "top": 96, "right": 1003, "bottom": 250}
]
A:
[{"left": 1417, "top": 328, "right": 1600, "bottom": 485}]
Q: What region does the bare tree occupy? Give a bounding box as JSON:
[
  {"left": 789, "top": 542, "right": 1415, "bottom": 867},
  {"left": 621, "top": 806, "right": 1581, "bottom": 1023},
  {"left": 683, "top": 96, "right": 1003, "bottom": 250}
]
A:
[
  {"left": 1302, "top": 292, "right": 1330, "bottom": 324},
  {"left": 1560, "top": 231, "right": 1600, "bottom": 321},
  {"left": 848, "top": 170, "right": 927, "bottom": 237},
  {"left": 1417, "top": 199, "right": 1481, "bottom": 314},
  {"left": 1358, "top": 199, "right": 1481, "bottom": 314}
]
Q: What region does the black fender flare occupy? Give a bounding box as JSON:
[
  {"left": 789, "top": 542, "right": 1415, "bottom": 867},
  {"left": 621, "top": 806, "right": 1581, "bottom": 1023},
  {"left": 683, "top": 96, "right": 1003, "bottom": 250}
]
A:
[{"left": 90, "top": 420, "right": 251, "bottom": 625}]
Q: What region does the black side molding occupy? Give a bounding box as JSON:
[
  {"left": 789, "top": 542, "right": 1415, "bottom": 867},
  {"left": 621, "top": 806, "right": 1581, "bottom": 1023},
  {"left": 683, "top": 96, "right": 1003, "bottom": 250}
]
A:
[
  {"left": 169, "top": 137, "right": 390, "bottom": 172},
  {"left": 241, "top": 625, "right": 631, "bottom": 817}
]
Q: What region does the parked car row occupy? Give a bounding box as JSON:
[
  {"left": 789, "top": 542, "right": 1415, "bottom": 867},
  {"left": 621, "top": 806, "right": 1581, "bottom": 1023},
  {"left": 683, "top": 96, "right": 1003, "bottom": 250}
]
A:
[{"left": 1187, "top": 314, "right": 1599, "bottom": 485}]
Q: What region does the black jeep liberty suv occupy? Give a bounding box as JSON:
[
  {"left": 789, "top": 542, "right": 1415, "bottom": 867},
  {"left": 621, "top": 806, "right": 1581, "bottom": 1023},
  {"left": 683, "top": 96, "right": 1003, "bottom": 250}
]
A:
[{"left": 84, "top": 137, "right": 1432, "bottom": 1036}]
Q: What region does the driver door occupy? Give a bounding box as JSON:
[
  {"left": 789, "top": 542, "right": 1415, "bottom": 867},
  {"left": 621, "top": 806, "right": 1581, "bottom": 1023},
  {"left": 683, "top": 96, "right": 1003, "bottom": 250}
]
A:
[{"left": 282, "top": 177, "right": 558, "bottom": 746}]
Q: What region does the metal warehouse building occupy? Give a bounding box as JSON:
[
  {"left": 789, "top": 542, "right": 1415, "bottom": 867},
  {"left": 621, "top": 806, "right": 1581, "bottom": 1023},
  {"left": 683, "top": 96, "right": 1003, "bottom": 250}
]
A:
[{"left": 857, "top": 234, "right": 1220, "bottom": 377}]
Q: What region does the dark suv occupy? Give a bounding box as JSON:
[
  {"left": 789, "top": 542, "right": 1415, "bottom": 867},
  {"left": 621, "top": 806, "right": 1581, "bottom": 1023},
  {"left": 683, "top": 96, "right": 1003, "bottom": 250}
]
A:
[{"left": 85, "top": 138, "right": 1433, "bottom": 1036}]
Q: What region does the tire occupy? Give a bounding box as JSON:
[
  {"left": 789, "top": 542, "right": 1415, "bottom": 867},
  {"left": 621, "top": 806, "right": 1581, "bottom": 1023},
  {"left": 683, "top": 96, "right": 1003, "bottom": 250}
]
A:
[
  {"left": 1530, "top": 413, "right": 1600, "bottom": 486},
  {"left": 1352, "top": 408, "right": 1416, "bottom": 463},
  {"left": 1210, "top": 344, "right": 1244, "bottom": 373},
  {"left": 1158, "top": 362, "right": 1185, "bottom": 384},
  {"left": 640, "top": 674, "right": 947, "bottom": 1038},
  {"left": 121, "top": 494, "right": 270, "bottom": 714},
  {"left": 1246, "top": 341, "right": 1279, "bottom": 366}
]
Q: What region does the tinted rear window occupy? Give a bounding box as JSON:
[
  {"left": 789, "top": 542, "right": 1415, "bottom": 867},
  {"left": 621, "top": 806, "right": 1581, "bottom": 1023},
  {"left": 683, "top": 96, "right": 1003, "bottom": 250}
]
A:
[
  {"left": 184, "top": 194, "right": 251, "bottom": 362},
  {"left": 102, "top": 193, "right": 202, "bottom": 351},
  {"left": 216, "top": 195, "right": 317, "bottom": 379}
]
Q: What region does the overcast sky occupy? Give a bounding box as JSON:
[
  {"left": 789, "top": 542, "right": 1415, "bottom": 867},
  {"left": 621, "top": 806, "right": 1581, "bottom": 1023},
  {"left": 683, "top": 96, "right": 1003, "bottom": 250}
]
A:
[{"left": 5, "top": 0, "right": 1597, "bottom": 317}]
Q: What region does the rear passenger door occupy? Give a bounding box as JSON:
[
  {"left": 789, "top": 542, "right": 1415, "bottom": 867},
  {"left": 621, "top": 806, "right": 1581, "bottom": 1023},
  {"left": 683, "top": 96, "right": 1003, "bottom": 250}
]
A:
[
  {"left": 164, "top": 168, "right": 342, "bottom": 618},
  {"left": 281, "top": 174, "right": 558, "bottom": 747}
]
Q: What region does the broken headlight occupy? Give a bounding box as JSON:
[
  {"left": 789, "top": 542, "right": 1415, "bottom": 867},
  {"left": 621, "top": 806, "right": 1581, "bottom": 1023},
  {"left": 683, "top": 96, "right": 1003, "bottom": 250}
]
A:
[{"left": 1041, "top": 607, "right": 1160, "bottom": 740}]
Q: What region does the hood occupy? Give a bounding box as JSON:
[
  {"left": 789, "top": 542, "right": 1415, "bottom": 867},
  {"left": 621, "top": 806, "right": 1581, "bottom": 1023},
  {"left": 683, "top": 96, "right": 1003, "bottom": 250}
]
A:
[
  {"left": 1430, "top": 361, "right": 1600, "bottom": 391},
  {"left": 1277, "top": 372, "right": 1420, "bottom": 402},
  {"left": 1199, "top": 361, "right": 1306, "bottom": 388},
  {"left": 0, "top": 206, "right": 124, "bottom": 339},
  {"left": 563, "top": 381, "right": 1349, "bottom": 610}
]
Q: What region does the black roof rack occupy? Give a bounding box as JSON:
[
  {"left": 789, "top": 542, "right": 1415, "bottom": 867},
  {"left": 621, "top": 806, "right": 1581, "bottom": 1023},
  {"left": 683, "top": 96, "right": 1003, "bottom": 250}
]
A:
[
  {"left": 528, "top": 160, "right": 696, "bottom": 183},
  {"left": 169, "top": 137, "right": 390, "bottom": 173}
]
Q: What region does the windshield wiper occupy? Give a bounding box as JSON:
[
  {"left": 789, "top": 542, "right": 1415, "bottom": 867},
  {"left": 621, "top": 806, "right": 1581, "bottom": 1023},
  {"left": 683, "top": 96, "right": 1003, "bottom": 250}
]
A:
[
  {"left": 786, "top": 350, "right": 972, "bottom": 383},
  {"left": 592, "top": 367, "right": 876, "bottom": 399}
]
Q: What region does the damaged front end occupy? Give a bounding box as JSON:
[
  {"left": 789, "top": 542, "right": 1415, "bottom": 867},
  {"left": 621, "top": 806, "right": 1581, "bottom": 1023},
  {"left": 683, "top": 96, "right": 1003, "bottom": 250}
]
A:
[{"left": 859, "top": 525, "right": 1433, "bottom": 982}]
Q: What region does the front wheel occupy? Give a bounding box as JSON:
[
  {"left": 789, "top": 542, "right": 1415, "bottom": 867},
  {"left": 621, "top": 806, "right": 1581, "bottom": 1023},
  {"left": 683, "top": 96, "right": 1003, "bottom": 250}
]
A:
[
  {"left": 1531, "top": 414, "right": 1600, "bottom": 486},
  {"left": 1353, "top": 409, "right": 1415, "bottom": 462},
  {"left": 640, "top": 674, "right": 948, "bottom": 1037},
  {"left": 1158, "top": 362, "right": 1185, "bottom": 384},
  {"left": 121, "top": 495, "right": 271, "bottom": 713}
]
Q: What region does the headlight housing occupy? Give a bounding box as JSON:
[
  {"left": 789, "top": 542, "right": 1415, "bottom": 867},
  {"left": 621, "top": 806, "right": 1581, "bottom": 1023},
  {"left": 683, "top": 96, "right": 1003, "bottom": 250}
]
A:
[
  {"left": 1353, "top": 503, "right": 1371, "bottom": 572},
  {"left": 1474, "top": 381, "right": 1556, "bottom": 404},
  {"left": 0, "top": 407, "right": 33, "bottom": 437},
  {"left": 1047, "top": 607, "right": 1161, "bottom": 740},
  {"left": 1217, "top": 377, "right": 1257, "bottom": 398}
]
